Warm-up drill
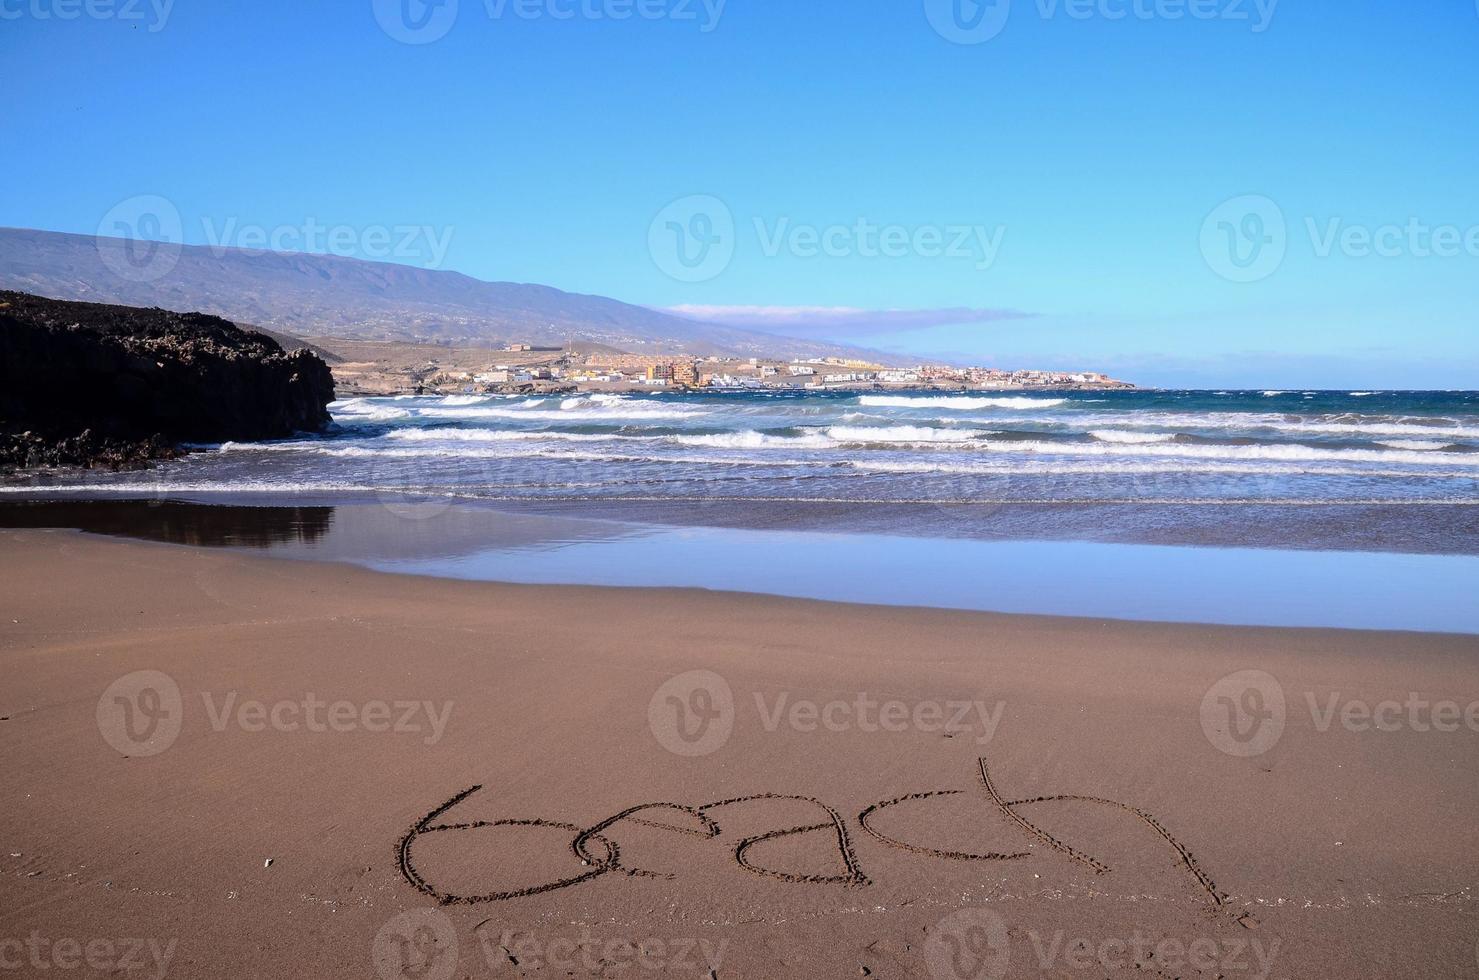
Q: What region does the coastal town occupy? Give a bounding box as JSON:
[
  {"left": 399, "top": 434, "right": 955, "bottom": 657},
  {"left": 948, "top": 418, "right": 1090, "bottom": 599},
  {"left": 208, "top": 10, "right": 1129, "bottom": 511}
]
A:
[{"left": 315, "top": 338, "right": 1133, "bottom": 397}]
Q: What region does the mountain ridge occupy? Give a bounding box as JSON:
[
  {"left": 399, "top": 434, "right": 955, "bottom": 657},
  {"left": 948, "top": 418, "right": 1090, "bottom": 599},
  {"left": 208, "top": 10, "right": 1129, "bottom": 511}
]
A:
[{"left": 0, "top": 227, "right": 900, "bottom": 363}]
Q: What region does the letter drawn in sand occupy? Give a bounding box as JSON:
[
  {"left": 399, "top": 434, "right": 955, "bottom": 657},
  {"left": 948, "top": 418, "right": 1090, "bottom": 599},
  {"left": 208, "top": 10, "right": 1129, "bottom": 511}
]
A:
[{"left": 397, "top": 751, "right": 1228, "bottom": 909}]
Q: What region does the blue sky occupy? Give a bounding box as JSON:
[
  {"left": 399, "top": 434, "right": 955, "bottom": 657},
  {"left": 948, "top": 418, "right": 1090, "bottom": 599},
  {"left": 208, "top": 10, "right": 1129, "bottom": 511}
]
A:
[{"left": 3, "top": 0, "right": 1478, "bottom": 386}]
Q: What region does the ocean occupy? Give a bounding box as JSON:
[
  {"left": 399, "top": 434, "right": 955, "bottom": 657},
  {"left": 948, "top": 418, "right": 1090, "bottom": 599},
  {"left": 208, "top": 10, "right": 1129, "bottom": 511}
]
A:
[
  {"left": 5, "top": 388, "right": 1479, "bottom": 629},
  {"left": 8, "top": 387, "right": 1479, "bottom": 541}
]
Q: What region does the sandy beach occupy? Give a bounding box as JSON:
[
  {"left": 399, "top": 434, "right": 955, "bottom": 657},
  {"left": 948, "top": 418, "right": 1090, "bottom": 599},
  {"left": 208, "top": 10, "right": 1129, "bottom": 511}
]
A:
[{"left": 2, "top": 527, "right": 1477, "bottom": 978}]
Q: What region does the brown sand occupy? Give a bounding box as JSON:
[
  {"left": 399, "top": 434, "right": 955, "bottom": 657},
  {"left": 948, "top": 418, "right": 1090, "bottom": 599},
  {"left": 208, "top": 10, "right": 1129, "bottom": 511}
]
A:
[{"left": 1, "top": 528, "right": 1477, "bottom": 979}]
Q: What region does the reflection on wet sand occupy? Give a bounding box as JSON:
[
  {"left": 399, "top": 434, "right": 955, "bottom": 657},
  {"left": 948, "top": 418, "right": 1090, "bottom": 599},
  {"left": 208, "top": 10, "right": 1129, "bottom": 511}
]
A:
[
  {"left": 4, "top": 498, "right": 1476, "bottom": 632},
  {"left": 0, "top": 498, "right": 642, "bottom": 562},
  {"left": 0, "top": 500, "right": 334, "bottom": 548}
]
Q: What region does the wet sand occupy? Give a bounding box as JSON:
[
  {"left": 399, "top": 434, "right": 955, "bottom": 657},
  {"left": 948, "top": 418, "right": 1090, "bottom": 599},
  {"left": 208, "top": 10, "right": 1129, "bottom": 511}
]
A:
[{"left": 2, "top": 528, "right": 1477, "bottom": 978}]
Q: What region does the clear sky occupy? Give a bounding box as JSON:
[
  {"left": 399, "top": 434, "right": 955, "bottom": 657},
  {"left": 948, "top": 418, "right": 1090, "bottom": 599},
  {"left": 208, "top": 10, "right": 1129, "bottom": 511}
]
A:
[{"left": 4, "top": 0, "right": 1477, "bottom": 386}]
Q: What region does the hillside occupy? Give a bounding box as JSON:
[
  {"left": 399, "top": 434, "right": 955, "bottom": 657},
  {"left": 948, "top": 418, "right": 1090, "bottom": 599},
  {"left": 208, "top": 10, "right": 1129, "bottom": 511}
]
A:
[{"left": 0, "top": 227, "right": 893, "bottom": 362}]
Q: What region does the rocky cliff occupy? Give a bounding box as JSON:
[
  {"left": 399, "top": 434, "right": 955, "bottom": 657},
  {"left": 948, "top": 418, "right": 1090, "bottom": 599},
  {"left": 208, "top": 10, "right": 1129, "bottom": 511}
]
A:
[{"left": 0, "top": 291, "right": 335, "bottom": 469}]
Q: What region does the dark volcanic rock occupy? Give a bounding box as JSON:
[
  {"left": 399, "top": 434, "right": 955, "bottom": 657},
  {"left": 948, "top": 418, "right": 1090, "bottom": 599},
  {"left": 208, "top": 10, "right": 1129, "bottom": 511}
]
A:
[{"left": 0, "top": 290, "right": 335, "bottom": 470}]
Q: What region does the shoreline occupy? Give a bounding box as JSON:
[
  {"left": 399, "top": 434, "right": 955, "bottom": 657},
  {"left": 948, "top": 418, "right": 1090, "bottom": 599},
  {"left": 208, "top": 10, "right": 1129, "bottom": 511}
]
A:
[
  {"left": 2, "top": 528, "right": 1477, "bottom": 978},
  {"left": 3, "top": 498, "right": 1478, "bottom": 635},
  {"left": 11, "top": 522, "right": 1479, "bottom": 640},
  {"left": 3, "top": 490, "right": 1478, "bottom": 557}
]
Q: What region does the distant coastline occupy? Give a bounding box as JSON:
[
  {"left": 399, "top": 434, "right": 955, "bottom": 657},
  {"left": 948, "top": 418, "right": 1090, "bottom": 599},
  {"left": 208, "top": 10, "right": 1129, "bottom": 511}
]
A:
[{"left": 313, "top": 334, "right": 1134, "bottom": 398}]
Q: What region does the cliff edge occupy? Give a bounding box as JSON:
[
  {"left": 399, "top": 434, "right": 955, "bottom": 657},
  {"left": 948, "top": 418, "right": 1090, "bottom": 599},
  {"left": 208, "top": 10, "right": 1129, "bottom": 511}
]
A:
[{"left": 0, "top": 291, "right": 335, "bottom": 469}]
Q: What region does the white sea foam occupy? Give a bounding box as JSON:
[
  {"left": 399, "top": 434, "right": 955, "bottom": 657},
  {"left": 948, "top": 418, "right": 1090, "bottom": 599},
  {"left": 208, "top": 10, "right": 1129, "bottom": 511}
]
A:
[
  {"left": 847, "top": 459, "right": 1471, "bottom": 479},
  {"left": 1376, "top": 439, "right": 1452, "bottom": 451},
  {"left": 1089, "top": 429, "right": 1177, "bottom": 444},
  {"left": 675, "top": 431, "right": 834, "bottom": 450},
  {"left": 970, "top": 439, "right": 1479, "bottom": 467},
  {"left": 1018, "top": 411, "right": 1479, "bottom": 440},
  {"left": 858, "top": 395, "right": 1068, "bottom": 410},
  {"left": 387, "top": 428, "right": 619, "bottom": 444},
  {"left": 825, "top": 425, "right": 992, "bottom": 444},
  {"left": 416, "top": 404, "right": 700, "bottom": 421},
  {"left": 328, "top": 398, "right": 412, "bottom": 422}
]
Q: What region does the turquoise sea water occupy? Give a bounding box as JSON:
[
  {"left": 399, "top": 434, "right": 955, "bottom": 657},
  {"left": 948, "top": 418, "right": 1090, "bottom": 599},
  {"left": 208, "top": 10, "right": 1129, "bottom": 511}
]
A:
[
  {"left": 6, "top": 387, "right": 1477, "bottom": 551},
  {"left": 4, "top": 389, "right": 1477, "bottom": 630}
]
